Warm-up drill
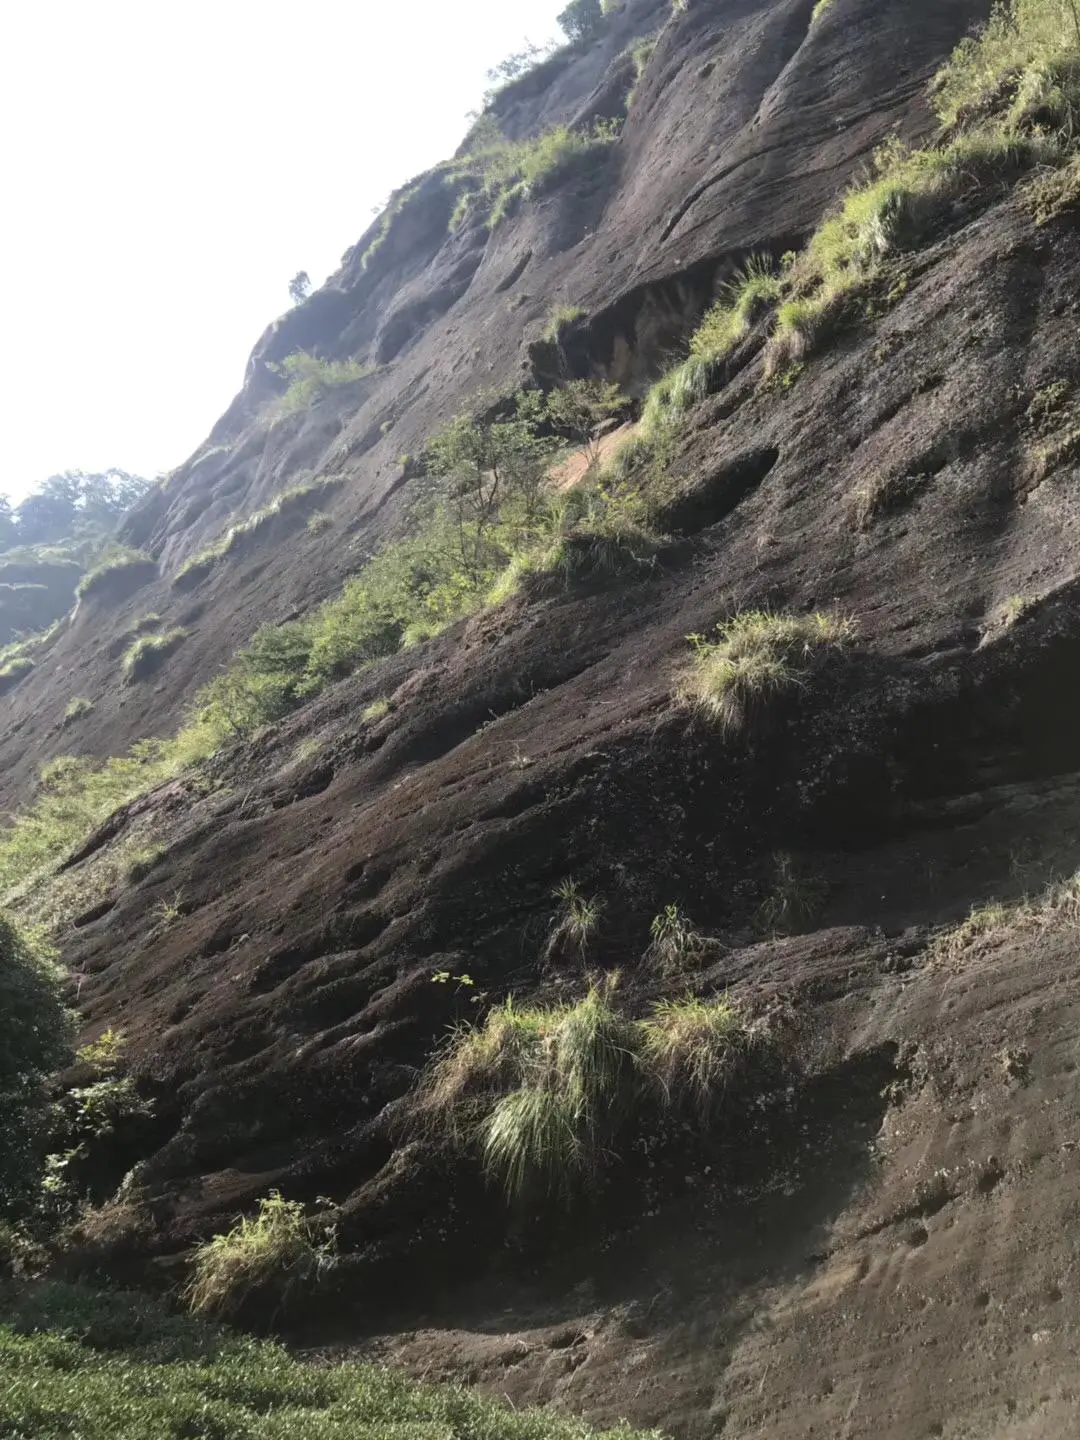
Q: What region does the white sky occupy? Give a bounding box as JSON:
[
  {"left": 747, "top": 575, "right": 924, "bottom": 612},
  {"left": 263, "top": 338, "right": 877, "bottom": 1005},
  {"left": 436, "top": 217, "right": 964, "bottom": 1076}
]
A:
[{"left": 0, "top": 0, "right": 565, "bottom": 503}]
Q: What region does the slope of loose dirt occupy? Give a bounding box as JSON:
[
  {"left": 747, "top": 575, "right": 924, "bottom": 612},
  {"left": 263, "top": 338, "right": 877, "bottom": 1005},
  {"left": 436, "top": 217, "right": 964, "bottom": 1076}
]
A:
[{"left": 9, "top": 1, "right": 1080, "bottom": 1436}]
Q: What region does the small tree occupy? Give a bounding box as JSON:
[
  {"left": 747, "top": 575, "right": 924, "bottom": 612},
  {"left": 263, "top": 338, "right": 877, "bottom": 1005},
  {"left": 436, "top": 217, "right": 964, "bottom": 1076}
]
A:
[
  {"left": 288, "top": 270, "right": 311, "bottom": 304},
  {"left": 544, "top": 379, "right": 629, "bottom": 470},
  {"left": 0, "top": 915, "right": 72, "bottom": 1218},
  {"left": 557, "top": 0, "right": 604, "bottom": 42}
]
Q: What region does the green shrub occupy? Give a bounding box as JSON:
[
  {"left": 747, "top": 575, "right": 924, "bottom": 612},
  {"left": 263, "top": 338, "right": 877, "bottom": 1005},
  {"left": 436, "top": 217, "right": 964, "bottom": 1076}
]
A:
[
  {"left": 0, "top": 915, "right": 72, "bottom": 1217},
  {"left": 270, "top": 353, "right": 372, "bottom": 422},
  {"left": 122, "top": 628, "right": 189, "bottom": 683},
  {"left": 75, "top": 548, "right": 156, "bottom": 602},
  {"left": 0, "top": 1280, "right": 651, "bottom": 1440},
  {"left": 185, "top": 1192, "right": 336, "bottom": 1319},
  {"left": 678, "top": 610, "right": 855, "bottom": 730}
]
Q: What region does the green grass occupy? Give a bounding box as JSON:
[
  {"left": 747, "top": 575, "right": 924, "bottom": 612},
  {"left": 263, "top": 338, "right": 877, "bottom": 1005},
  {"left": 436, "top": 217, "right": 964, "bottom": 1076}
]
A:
[
  {"left": 450, "top": 121, "right": 620, "bottom": 231},
  {"left": 638, "top": 996, "right": 751, "bottom": 1117},
  {"left": 543, "top": 303, "right": 587, "bottom": 342},
  {"left": 678, "top": 610, "right": 855, "bottom": 730},
  {"left": 0, "top": 653, "right": 35, "bottom": 688},
  {"left": 933, "top": 0, "right": 1080, "bottom": 127},
  {"left": 689, "top": 256, "right": 787, "bottom": 363},
  {"left": 75, "top": 548, "right": 156, "bottom": 602},
  {"left": 0, "top": 1280, "right": 652, "bottom": 1440},
  {"left": 122, "top": 628, "right": 190, "bottom": 682},
  {"left": 62, "top": 696, "right": 95, "bottom": 724},
  {"left": 174, "top": 477, "right": 342, "bottom": 588},
  {"left": 270, "top": 353, "right": 372, "bottom": 423},
  {"left": 185, "top": 1192, "right": 335, "bottom": 1320},
  {"left": 423, "top": 980, "right": 763, "bottom": 1199}
]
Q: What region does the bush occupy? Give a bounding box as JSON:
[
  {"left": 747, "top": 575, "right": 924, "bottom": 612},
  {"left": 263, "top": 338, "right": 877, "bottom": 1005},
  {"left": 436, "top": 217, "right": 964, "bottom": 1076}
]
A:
[
  {"left": 423, "top": 980, "right": 764, "bottom": 1199},
  {"left": 678, "top": 610, "right": 855, "bottom": 730},
  {"left": 558, "top": 0, "right": 604, "bottom": 41},
  {"left": 185, "top": 1192, "right": 336, "bottom": 1319},
  {"left": 0, "top": 915, "right": 72, "bottom": 1217},
  {"left": 122, "top": 628, "right": 189, "bottom": 683},
  {"left": 933, "top": 0, "right": 1080, "bottom": 127}
]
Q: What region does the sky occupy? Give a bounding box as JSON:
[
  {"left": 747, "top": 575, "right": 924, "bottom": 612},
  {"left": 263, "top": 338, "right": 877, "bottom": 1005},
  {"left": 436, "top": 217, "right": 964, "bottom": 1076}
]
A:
[{"left": 0, "top": 0, "right": 566, "bottom": 504}]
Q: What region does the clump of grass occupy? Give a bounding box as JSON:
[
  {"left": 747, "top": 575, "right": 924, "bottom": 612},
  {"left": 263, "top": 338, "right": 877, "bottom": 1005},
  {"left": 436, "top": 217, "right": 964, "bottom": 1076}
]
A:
[
  {"left": 933, "top": 0, "right": 1080, "bottom": 127},
  {"left": 690, "top": 256, "right": 787, "bottom": 362},
  {"left": 932, "top": 870, "right": 1080, "bottom": 964},
  {"left": 678, "top": 610, "right": 855, "bottom": 730},
  {"left": 75, "top": 548, "right": 156, "bottom": 603},
  {"left": 361, "top": 696, "right": 392, "bottom": 722},
  {"left": 62, "top": 696, "right": 95, "bottom": 725},
  {"left": 174, "top": 477, "right": 342, "bottom": 588},
  {"left": 122, "top": 628, "right": 189, "bottom": 683},
  {"left": 270, "top": 354, "right": 372, "bottom": 422},
  {"left": 451, "top": 120, "right": 620, "bottom": 231},
  {"left": 548, "top": 879, "right": 604, "bottom": 960},
  {"left": 424, "top": 980, "right": 766, "bottom": 1199},
  {"left": 543, "top": 304, "right": 586, "bottom": 342},
  {"left": 757, "top": 851, "right": 827, "bottom": 934},
  {"left": 0, "top": 654, "right": 34, "bottom": 691},
  {"left": 645, "top": 904, "right": 707, "bottom": 972},
  {"left": 638, "top": 996, "right": 753, "bottom": 1117},
  {"left": 851, "top": 470, "right": 931, "bottom": 529},
  {"left": 185, "top": 1191, "right": 336, "bottom": 1320}
]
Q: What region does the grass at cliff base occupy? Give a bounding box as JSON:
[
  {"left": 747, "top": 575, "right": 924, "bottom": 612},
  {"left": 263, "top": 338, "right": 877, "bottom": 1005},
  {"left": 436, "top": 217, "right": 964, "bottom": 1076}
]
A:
[{"left": 0, "top": 1281, "right": 652, "bottom": 1440}]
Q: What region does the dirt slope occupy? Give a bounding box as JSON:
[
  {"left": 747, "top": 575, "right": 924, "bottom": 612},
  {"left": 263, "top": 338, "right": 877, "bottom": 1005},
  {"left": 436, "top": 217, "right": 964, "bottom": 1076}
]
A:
[{"left": 12, "top": 0, "right": 1080, "bottom": 1435}]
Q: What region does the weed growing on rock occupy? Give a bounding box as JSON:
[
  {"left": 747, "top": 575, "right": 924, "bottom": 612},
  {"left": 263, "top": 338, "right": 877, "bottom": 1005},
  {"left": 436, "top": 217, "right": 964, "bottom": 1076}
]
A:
[
  {"left": 75, "top": 548, "right": 156, "bottom": 603},
  {"left": 269, "top": 353, "right": 372, "bottom": 423},
  {"left": 548, "top": 879, "right": 604, "bottom": 959},
  {"left": 62, "top": 696, "right": 94, "bottom": 725},
  {"left": 424, "top": 979, "right": 767, "bottom": 1200},
  {"left": 185, "top": 1191, "right": 336, "bottom": 1320},
  {"left": 174, "top": 476, "right": 342, "bottom": 588},
  {"left": 645, "top": 904, "right": 707, "bottom": 972},
  {"left": 122, "top": 628, "right": 189, "bottom": 683},
  {"left": 678, "top": 610, "right": 855, "bottom": 730}
]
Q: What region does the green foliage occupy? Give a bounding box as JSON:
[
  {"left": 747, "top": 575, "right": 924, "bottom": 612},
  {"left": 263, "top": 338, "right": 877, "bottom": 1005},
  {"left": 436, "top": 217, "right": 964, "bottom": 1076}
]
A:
[
  {"left": 62, "top": 696, "right": 94, "bottom": 725},
  {"left": 270, "top": 352, "right": 372, "bottom": 422},
  {"left": 0, "top": 654, "right": 34, "bottom": 688},
  {"left": 548, "top": 878, "right": 604, "bottom": 959},
  {"left": 558, "top": 0, "right": 604, "bottom": 41},
  {"left": 689, "top": 256, "right": 787, "bottom": 362},
  {"left": 185, "top": 1192, "right": 336, "bottom": 1320},
  {"left": 679, "top": 610, "right": 855, "bottom": 730},
  {"left": 628, "top": 34, "right": 658, "bottom": 101},
  {"left": 425, "top": 980, "right": 763, "bottom": 1199},
  {"left": 545, "top": 378, "right": 630, "bottom": 468},
  {"left": 75, "top": 548, "right": 155, "bottom": 602},
  {"left": 451, "top": 121, "right": 620, "bottom": 231},
  {"left": 645, "top": 904, "right": 706, "bottom": 972},
  {"left": 122, "top": 628, "right": 189, "bottom": 683},
  {"left": 174, "top": 477, "right": 342, "bottom": 587},
  {"left": 933, "top": 0, "right": 1080, "bottom": 126},
  {"left": 0, "top": 1280, "right": 651, "bottom": 1440},
  {"left": 638, "top": 996, "right": 751, "bottom": 1117},
  {"left": 543, "top": 303, "right": 587, "bottom": 342},
  {"left": 0, "top": 743, "right": 199, "bottom": 899},
  {"left": 810, "top": 0, "right": 834, "bottom": 18},
  {"left": 0, "top": 915, "right": 72, "bottom": 1218}
]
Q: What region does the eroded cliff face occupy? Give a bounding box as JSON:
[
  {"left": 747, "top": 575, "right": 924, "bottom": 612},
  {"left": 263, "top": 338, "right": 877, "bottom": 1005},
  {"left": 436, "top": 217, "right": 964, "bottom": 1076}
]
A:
[{"left": 12, "top": 0, "right": 1080, "bottom": 1434}]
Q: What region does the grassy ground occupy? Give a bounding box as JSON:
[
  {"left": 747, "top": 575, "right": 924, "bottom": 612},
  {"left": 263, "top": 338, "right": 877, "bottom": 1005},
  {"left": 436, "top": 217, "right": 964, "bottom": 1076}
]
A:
[{"left": 0, "top": 1280, "right": 655, "bottom": 1440}]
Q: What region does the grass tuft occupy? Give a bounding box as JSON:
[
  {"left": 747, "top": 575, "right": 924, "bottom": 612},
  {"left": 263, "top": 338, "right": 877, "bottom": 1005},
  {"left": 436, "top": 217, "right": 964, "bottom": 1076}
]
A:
[
  {"left": 184, "top": 1192, "right": 335, "bottom": 1320},
  {"left": 122, "top": 629, "right": 190, "bottom": 683},
  {"left": 638, "top": 996, "right": 752, "bottom": 1117},
  {"left": 678, "top": 610, "right": 855, "bottom": 730}
]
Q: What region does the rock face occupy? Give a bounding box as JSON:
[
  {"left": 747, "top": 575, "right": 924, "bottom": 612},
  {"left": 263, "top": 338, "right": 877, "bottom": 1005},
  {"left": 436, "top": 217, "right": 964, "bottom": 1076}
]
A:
[{"left": 11, "top": 0, "right": 1080, "bottom": 1435}]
